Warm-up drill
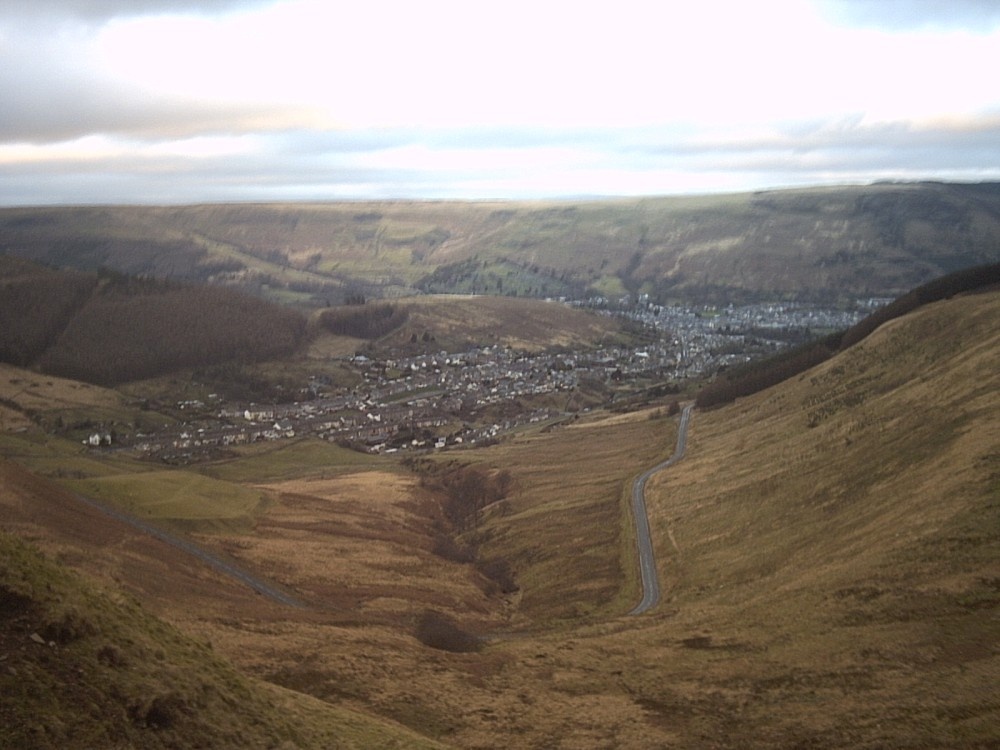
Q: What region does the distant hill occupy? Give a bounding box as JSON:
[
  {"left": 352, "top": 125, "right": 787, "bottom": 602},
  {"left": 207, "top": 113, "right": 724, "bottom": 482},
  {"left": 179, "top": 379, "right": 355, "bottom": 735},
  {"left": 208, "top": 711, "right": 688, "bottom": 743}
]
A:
[
  {"left": 0, "top": 259, "right": 306, "bottom": 385},
  {"left": 0, "top": 259, "right": 628, "bottom": 386},
  {"left": 3, "top": 182, "right": 1000, "bottom": 305}
]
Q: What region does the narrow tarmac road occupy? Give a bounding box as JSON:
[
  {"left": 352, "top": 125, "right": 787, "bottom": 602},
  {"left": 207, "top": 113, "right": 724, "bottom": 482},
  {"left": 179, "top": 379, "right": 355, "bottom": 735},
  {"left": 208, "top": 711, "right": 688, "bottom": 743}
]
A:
[{"left": 628, "top": 403, "right": 693, "bottom": 616}]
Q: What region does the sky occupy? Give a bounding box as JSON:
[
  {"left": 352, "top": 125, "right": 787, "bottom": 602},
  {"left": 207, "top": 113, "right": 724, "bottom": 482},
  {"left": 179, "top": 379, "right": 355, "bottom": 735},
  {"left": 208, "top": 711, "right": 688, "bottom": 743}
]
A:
[{"left": 1, "top": 0, "right": 999, "bottom": 205}]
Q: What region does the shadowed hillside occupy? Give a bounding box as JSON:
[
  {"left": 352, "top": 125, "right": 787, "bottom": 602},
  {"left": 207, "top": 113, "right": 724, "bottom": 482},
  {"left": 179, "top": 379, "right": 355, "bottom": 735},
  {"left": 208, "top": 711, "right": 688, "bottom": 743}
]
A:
[
  {"left": 0, "top": 261, "right": 307, "bottom": 385},
  {"left": 0, "top": 257, "right": 96, "bottom": 366},
  {"left": 37, "top": 277, "right": 306, "bottom": 385},
  {"left": 3, "top": 182, "right": 1000, "bottom": 305}
]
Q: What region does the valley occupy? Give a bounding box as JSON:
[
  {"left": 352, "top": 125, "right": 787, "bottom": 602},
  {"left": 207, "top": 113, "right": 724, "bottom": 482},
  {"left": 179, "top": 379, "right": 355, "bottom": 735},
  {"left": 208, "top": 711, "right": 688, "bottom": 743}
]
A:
[
  {"left": 89, "top": 297, "right": 866, "bottom": 464},
  {"left": 1, "top": 188, "right": 999, "bottom": 748}
]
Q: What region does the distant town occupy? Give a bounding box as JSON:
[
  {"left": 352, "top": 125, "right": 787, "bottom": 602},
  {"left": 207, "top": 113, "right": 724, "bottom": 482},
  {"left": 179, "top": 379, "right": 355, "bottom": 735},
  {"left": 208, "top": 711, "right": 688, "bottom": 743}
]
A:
[{"left": 100, "top": 297, "right": 886, "bottom": 463}]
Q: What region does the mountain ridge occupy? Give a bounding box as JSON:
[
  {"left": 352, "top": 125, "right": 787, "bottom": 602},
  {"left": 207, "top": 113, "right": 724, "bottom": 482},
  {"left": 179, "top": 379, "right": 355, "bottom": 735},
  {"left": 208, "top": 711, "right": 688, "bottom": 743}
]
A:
[{"left": 3, "top": 181, "right": 1000, "bottom": 306}]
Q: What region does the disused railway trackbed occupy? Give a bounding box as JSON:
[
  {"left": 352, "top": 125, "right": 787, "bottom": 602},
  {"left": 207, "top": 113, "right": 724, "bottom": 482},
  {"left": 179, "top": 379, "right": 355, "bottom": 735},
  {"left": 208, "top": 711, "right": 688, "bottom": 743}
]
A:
[{"left": 71, "top": 491, "right": 305, "bottom": 608}]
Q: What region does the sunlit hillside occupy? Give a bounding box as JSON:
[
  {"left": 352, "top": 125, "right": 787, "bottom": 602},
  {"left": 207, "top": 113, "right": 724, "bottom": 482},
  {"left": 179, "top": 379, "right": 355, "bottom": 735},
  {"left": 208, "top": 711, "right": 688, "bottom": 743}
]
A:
[{"left": 621, "top": 288, "right": 1000, "bottom": 746}]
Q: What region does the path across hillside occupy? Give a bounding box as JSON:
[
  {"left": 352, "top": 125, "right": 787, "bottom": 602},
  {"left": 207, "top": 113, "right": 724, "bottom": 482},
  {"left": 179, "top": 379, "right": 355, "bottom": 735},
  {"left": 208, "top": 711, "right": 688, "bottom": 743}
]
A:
[
  {"left": 628, "top": 404, "right": 693, "bottom": 616},
  {"left": 70, "top": 490, "right": 305, "bottom": 608}
]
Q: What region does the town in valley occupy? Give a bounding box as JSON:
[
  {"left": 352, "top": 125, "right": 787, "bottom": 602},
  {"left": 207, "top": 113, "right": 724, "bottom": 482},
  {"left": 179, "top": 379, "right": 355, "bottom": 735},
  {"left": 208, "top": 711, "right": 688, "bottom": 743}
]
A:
[{"left": 86, "top": 297, "right": 881, "bottom": 464}]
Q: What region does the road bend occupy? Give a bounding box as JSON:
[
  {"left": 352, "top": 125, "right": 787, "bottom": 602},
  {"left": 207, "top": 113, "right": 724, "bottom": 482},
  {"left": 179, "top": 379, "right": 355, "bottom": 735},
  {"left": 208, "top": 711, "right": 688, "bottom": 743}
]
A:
[{"left": 628, "top": 403, "right": 694, "bottom": 616}]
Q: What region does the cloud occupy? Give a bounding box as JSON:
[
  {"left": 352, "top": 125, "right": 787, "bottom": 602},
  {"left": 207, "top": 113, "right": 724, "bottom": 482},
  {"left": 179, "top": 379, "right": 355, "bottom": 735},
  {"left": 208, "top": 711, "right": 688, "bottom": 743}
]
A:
[
  {"left": 2, "top": 1, "right": 272, "bottom": 23},
  {"left": 2, "top": 0, "right": 1000, "bottom": 204},
  {"left": 819, "top": 0, "right": 1000, "bottom": 31},
  {"left": 4, "top": 113, "right": 999, "bottom": 206}
]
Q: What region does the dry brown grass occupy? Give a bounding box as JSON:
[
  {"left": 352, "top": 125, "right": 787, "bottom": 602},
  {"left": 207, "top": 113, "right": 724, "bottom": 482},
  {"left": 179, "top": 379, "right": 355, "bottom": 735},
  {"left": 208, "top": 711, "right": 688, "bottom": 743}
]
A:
[
  {"left": 0, "top": 364, "right": 126, "bottom": 431},
  {"left": 622, "top": 291, "right": 1000, "bottom": 747},
  {"left": 3, "top": 292, "right": 998, "bottom": 748},
  {"left": 381, "top": 295, "right": 624, "bottom": 352},
  {"left": 213, "top": 471, "right": 498, "bottom": 619}
]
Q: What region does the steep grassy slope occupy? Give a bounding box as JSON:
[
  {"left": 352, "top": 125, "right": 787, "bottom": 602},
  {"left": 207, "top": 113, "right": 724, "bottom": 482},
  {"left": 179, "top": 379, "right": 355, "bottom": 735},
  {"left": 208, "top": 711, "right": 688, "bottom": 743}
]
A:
[
  {"left": 3, "top": 182, "right": 1000, "bottom": 304},
  {"left": 624, "top": 289, "right": 1000, "bottom": 746},
  {"left": 0, "top": 529, "right": 445, "bottom": 749}
]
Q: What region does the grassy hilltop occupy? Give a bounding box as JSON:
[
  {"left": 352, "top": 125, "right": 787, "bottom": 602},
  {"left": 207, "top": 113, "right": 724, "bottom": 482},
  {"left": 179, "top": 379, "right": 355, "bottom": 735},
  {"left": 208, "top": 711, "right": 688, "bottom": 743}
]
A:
[
  {"left": 3, "top": 181, "right": 1000, "bottom": 305},
  {"left": 1, "top": 280, "right": 997, "bottom": 746}
]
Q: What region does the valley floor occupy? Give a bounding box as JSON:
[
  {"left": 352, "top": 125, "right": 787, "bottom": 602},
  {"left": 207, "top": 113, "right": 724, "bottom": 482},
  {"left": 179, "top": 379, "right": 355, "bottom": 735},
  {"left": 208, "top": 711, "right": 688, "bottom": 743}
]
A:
[{"left": 2, "top": 291, "right": 999, "bottom": 748}]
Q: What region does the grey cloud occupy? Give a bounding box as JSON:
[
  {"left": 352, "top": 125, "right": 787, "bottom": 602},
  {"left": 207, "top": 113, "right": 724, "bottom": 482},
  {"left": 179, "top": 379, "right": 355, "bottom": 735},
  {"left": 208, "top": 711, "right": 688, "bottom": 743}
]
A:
[
  {"left": 0, "top": 1, "right": 271, "bottom": 23},
  {"left": 622, "top": 117, "right": 1000, "bottom": 185},
  {"left": 0, "top": 127, "right": 453, "bottom": 204},
  {"left": 0, "top": 29, "right": 317, "bottom": 144},
  {"left": 4, "top": 118, "right": 1000, "bottom": 205},
  {"left": 627, "top": 115, "right": 1000, "bottom": 161},
  {"left": 0, "top": 85, "right": 321, "bottom": 143},
  {"left": 273, "top": 129, "right": 422, "bottom": 157}
]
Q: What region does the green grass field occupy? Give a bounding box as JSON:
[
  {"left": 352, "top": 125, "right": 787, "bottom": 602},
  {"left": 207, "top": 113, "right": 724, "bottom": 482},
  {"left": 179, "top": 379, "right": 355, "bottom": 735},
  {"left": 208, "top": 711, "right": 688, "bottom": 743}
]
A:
[
  {"left": 66, "top": 470, "right": 268, "bottom": 532},
  {"left": 198, "top": 438, "right": 386, "bottom": 484}
]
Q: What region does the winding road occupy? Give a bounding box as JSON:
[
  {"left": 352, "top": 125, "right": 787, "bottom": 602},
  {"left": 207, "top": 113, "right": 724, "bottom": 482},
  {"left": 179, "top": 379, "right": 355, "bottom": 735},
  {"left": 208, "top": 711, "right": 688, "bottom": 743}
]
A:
[{"left": 628, "top": 403, "right": 694, "bottom": 616}]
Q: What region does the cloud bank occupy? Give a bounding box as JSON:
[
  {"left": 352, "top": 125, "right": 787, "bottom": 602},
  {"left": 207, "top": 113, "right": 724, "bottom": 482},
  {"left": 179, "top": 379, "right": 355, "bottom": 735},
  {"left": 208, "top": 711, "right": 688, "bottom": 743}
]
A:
[{"left": 1, "top": 0, "right": 999, "bottom": 204}]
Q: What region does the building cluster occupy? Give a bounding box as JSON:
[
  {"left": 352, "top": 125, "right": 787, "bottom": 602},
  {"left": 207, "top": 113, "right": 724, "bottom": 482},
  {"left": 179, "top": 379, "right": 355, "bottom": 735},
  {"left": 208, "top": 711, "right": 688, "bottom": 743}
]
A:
[{"left": 111, "top": 298, "right": 874, "bottom": 463}]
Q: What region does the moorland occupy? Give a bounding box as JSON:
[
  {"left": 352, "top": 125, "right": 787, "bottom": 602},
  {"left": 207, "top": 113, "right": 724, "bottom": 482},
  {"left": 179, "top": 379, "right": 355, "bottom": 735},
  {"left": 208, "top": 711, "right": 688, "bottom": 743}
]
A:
[{"left": 1, "top": 183, "right": 998, "bottom": 749}]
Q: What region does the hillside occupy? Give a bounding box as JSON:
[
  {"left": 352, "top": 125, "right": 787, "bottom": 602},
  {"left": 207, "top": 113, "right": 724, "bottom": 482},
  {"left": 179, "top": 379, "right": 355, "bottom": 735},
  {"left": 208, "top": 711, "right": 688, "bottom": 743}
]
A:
[
  {"left": 3, "top": 182, "right": 1000, "bottom": 305},
  {"left": 0, "top": 259, "right": 307, "bottom": 385},
  {"left": 0, "top": 525, "right": 443, "bottom": 748},
  {"left": 1, "top": 258, "right": 629, "bottom": 387},
  {"left": 378, "top": 294, "right": 626, "bottom": 352},
  {"left": 621, "top": 288, "right": 1000, "bottom": 746},
  {"left": 0, "top": 285, "right": 997, "bottom": 748}
]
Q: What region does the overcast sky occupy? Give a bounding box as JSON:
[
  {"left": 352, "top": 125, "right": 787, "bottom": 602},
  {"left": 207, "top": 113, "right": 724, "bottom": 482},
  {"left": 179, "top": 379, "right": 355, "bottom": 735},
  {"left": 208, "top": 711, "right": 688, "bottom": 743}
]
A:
[{"left": 2, "top": 0, "right": 999, "bottom": 205}]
